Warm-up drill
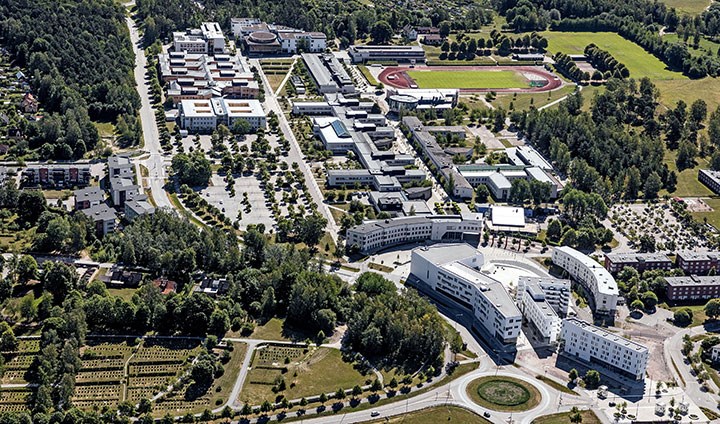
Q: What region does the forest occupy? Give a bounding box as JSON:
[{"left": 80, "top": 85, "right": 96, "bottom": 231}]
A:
[
  {"left": 136, "top": 0, "right": 492, "bottom": 47},
  {"left": 0, "top": 0, "right": 140, "bottom": 159}
]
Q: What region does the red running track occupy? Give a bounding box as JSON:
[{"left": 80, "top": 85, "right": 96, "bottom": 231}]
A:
[{"left": 378, "top": 65, "right": 563, "bottom": 93}]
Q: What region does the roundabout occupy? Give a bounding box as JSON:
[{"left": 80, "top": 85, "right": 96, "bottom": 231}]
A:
[{"left": 466, "top": 375, "right": 542, "bottom": 412}]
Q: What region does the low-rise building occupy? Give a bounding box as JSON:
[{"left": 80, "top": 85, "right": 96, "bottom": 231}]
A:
[
  {"left": 604, "top": 252, "right": 673, "bottom": 274},
  {"left": 457, "top": 164, "right": 560, "bottom": 201},
  {"left": 348, "top": 45, "right": 426, "bottom": 64},
  {"left": 411, "top": 243, "right": 522, "bottom": 344},
  {"left": 74, "top": 187, "right": 104, "bottom": 210},
  {"left": 676, "top": 251, "right": 720, "bottom": 275},
  {"left": 125, "top": 196, "right": 156, "bottom": 221},
  {"left": 301, "top": 53, "right": 355, "bottom": 94},
  {"left": 665, "top": 275, "right": 720, "bottom": 301},
  {"left": 516, "top": 276, "right": 570, "bottom": 344},
  {"left": 552, "top": 246, "right": 618, "bottom": 316},
  {"left": 23, "top": 164, "right": 91, "bottom": 188},
  {"left": 560, "top": 318, "right": 649, "bottom": 380},
  {"left": 346, "top": 213, "right": 483, "bottom": 254},
  {"left": 81, "top": 204, "right": 116, "bottom": 236},
  {"left": 108, "top": 155, "right": 134, "bottom": 179},
  {"left": 386, "top": 88, "right": 458, "bottom": 113},
  {"left": 195, "top": 277, "right": 229, "bottom": 297},
  {"left": 232, "top": 18, "right": 327, "bottom": 54}
]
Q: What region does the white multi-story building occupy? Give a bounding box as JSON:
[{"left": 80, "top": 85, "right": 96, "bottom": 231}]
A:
[
  {"left": 411, "top": 244, "right": 522, "bottom": 345},
  {"left": 516, "top": 277, "right": 570, "bottom": 344},
  {"left": 173, "top": 22, "right": 226, "bottom": 54},
  {"left": 178, "top": 98, "right": 266, "bottom": 132},
  {"left": 347, "top": 214, "right": 484, "bottom": 254},
  {"left": 552, "top": 246, "right": 618, "bottom": 316},
  {"left": 560, "top": 318, "right": 649, "bottom": 380}
]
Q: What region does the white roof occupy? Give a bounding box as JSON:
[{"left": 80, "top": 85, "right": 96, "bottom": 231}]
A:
[
  {"left": 180, "top": 99, "right": 216, "bottom": 117},
  {"left": 491, "top": 206, "right": 525, "bottom": 227},
  {"left": 220, "top": 99, "right": 264, "bottom": 118}
]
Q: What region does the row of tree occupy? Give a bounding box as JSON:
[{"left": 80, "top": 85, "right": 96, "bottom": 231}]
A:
[{"left": 584, "top": 44, "right": 630, "bottom": 78}]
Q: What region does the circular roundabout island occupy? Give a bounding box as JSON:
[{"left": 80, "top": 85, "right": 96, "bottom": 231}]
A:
[{"left": 466, "top": 376, "right": 542, "bottom": 412}]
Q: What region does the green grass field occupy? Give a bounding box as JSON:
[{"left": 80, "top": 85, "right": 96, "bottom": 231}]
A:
[
  {"left": 364, "top": 406, "right": 491, "bottom": 424},
  {"left": 466, "top": 376, "right": 541, "bottom": 412},
  {"left": 532, "top": 410, "right": 601, "bottom": 424},
  {"left": 660, "top": 0, "right": 711, "bottom": 14},
  {"left": 660, "top": 148, "right": 713, "bottom": 198},
  {"left": 406, "top": 70, "right": 529, "bottom": 89},
  {"left": 655, "top": 77, "right": 720, "bottom": 113},
  {"left": 541, "top": 31, "right": 685, "bottom": 80}
]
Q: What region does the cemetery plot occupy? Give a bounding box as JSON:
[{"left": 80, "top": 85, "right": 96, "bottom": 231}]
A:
[
  {"left": 0, "top": 389, "right": 31, "bottom": 413},
  {"left": 1, "top": 339, "right": 40, "bottom": 384}
]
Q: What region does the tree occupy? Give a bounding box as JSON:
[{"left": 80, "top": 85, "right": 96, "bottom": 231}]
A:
[
  {"left": 171, "top": 151, "right": 212, "bottom": 186},
  {"left": 583, "top": 370, "right": 600, "bottom": 389},
  {"left": 547, "top": 219, "right": 562, "bottom": 241},
  {"left": 0, "top": 321, "right": 18, "bottom": 352},
  {"left": 475, "top": 184, "right": 490, "bottom": 203},
  {"left": 643, "top": 172, "right": 662, "bottom": 199},
  {"left": 352, "top": 385, "right": 362, "bottom": 398},
  {"left": 294, "top": 213, "right": 327, "bottom": 248},
  {"left": 690, "top": 99, "right": 708, "bottom": 126},
  {"left": 570, "top": 406, "right": 583, "bottom": 424},
  {"left": 630, "top": 299, "right": 645, "bottom": 311},
  {"left": 560, "top": 228, "right": 577, "bottom": 247},
  {"left": 138, "top": 398, "right": 153, "bottom": 414},
  {"left": 335, "top": 388, "right": 346, "bottom": 399},
  {"left": 190, "top": 356, "right": 217, "bottom": 387},
  {"left": 509, "top": 178, "right": 531, "bottom": 205},
  {"left": 17, "top": 190, "right": 47, "bottom": 225},
  {"left": 15, "top": 255, "right": 38, "bottom": 284},
  {"left": 231, "top": 119, "right": 252, "bottom": 136},
  {"left": 674, "top": 308, "right": 693, "bottom": 326},
  {"left": 676, "top": 140, "right": 698, "bottom": 170},
  {"left": 705, "top": 298, "right": 720, "bottom": 320},
  {"left": 439, "top": 21, "right": 451, "bottom": 38},
  {"left": 370, "top": 21, "right": 393, "bottom": 44},
  {"left": 638, "top": 234, "right": 656, "bottom": 253},
  {"left": 641, "top": 291, "right": 658, "bottom": 309},
  {"left": 371, "top": 379, "right": 383, "bottom": 392},
  {"left": 42, "top": 261, "right": 78, "bottom": 302},
  {"left": 568, "top": 368, "right": 578, "bottom": 382},
  {"left": 319, "top": 393, "right": 328, "bottom": 404}
]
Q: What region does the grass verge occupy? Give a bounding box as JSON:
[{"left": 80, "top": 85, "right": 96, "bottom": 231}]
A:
[
  {"left": 466, "top": 376, "right": 541, "bottom": 412},
  {"left": 531, "top": 410, "right": 601, "bottom": 424},
  {"left": 364, "top": 405, "right": 491, "bottom": 423},
  {"left": 535, "top": 375, "right": 578, "bottom": 396}
]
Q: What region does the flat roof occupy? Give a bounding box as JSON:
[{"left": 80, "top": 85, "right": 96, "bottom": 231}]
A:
[
  {"left": 677, "top": 251, "right": 720, "bottom": 261},
  {"left": 180, "top": 99, "right": 216, "bottom": 117},
  {"left": 491, "top": 206, "right": 525, "bottom": 227},
  {"left": 82, "top": 204, "right": 116, "bottom": 221},
  {"left": 555, "top": 246, "right": 618, "bottom": 296},
  {"left": 564, "top": 318, "right": 648, "bottom": 352},
  {"left": 220, "top": 99, "right": 264, "bottom": 117},
  {"left": 665, "top": 275, "right": 720, "bottom": 287},
  {"left": 605, "top": 252, "right": 672, "bottom": 263}
]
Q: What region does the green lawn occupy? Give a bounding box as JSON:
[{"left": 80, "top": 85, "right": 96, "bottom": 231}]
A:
[
  {"left": 466, "top": 376, "right": 542, "bottom": 412},
  {"left": 239, "top": 347, "right": 367, "bottom": 406},
  {"left": 249, "top": 318, "right": 290, "bottom": 341},
  {"left": 660, "top": 148, "right": 713, "bottom": 198},
  {"left": 535, "top": 375, "right": 578, "bottom": 396},
  {"left": 209, "top": 343, "right": 248, "bottom": 408},
  {"left": 406, "top": 70, "right": 529, "bottom": 89},
  {"left": 492, "top": 84, "right": 576, "bottom": 111},
  {"left": 540, "top": 31, "right": 685, "bottom": 80},
  {"left": 691, "top": 198, "right": 720, "bottom": 228},
  {"left": 363, "top": 406, "right": 491, "bottom": 424},
  {"left": 654, "top": 77, "right": 720, "bottom": 113},
  {"left": 660, "top": 0, "right": 711, "bottom": 14},
  {"left": 358, "top": 65, "right": 378, "bottom": 86},
  {"left": 666, "top": 304, "right": 708, "bottom": 327},
  {"left": 532, "top": 410, "right": 601, "bottom": 424}
]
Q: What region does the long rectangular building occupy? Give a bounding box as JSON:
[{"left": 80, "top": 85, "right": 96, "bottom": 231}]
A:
[
  {"left": 665, "top": 275, "right": 720, "bottom": 301},
  {"left": 560, "top": 318, "right": 649, "bottom": 380},
  {"left": 676, "top": 251, "right": 720, "bottom": 275},
  {"left": 552, "top": 246, "right": 618, "bottom": 316},
  {"left": 348, "top": 45, "right": 426, "bottom": 64},
  {"left": 411, "top": 243, "right": 522, "bottom": 345},
  {"left": 179, "top": 98, "right": 266, "bottom": 132},
  {"left": 301, "top": 53, "right": 355, "bottom": 94},
  {"left": 603, "top": 252, "right": 673, "bottom": 274}
]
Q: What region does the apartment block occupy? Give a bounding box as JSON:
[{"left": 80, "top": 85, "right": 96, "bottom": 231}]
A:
[{"left": 552, "top": 246, "right": 618, "bottom": 316}]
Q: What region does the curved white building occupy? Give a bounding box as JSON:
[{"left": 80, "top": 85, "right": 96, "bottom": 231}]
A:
[{"left": 552, "top": 246, "right": 618, "bottom": 316}]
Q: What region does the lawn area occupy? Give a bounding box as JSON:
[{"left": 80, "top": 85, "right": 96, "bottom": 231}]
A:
[
  {"left": 209, "top": 342, "right": 247, "bottom": 408},
  {"left": 249, "top": 318, "right": 290, "bottom": 341},
  {"left": 492, "top": 84, "right": 576, "bottom": 111},
  {"left": 363, "top": 406, "right": 491, "bottom": 424},
  {"left": 540, "top": 31, "right": 685, "bottom": 80},
  {"left": 691, "top": 198, "right": 720, "bottom": 228},
  {"left": 654, "top": 77, "right": 720, "bottom": 113},
  {"left": 660, "top": 0, "right": 711, "bottom": 14},
  {"left": 93, "top": 121, "right": 116, "bottom": 138},
  {"left": 358, "top": 65, "right": 378, "bottom": 85},
  {"left": 666, "top": 304, "right": 708, "bottom": 327},
  {"left": 107, "top": 287, "right": 137, "bottom": 302},
  {"left": 407, "top": 69, "right": 529, "bottom": 89},
  {"left": 532, "top": 410, "right": 601, "bottom": 424},
  {"left": 266, "top": 74, "right": 287, "bottom": 92},
  {"left": 660, "top": 148, "right": 713, "bottom": 198},
  {"left": 239, "top": 347, "right": 367, "bottom": 406},
  {"left": 535, "top": 375, "right": 578, "bottom": 396},
  {"left": 466, "top": 376, "right": 542, "bottom": 412}
]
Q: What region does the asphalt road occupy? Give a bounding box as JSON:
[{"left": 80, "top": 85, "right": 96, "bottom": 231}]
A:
[{"left": 125, "top": 11, "right": 173, "bottom": 210}]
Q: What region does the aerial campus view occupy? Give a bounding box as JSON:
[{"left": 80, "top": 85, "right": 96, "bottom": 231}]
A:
[{"left": 1, "top": 0, "right": 720, "bottom": 423}]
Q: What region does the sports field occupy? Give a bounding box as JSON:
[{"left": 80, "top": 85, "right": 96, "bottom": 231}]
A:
[
  {"left": 406, "top": 70, "right": 529, "bottom": 89},
  {"left": 541, "top": 31, "right": 686, "bottom": 80}
]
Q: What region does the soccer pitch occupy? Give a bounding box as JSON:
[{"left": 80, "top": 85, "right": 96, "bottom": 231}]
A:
[
  {"left": 406, "top": 70, "right": 529, "bottom": 89},
  {"left": 540, "top": 31, "right": 686, "bottom": 80}
]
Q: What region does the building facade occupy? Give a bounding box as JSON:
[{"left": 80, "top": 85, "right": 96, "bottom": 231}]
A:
[
  {"left": 552, "top": 246, "right": 618, "bottom": 316},
  {"left": 676, "top": 251, "right": 720, "bottom": 275},
  {"left": 348, "top": 45, "right": 426, "bottom": 63},
  {"left": 560, "top": 318, "right": 649, "bottom": 380},
  {"left": 516, "top": 276, "right": 571, "bottom": 344},
  {"left": 604, "top": 252, "right": 673, "bottom": 274},
  {"left": 411, "top": 244, "right": 522, "bottom": 345},
  {"left": 665, "top": 275, "right": 720, "bottom": 301}
]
